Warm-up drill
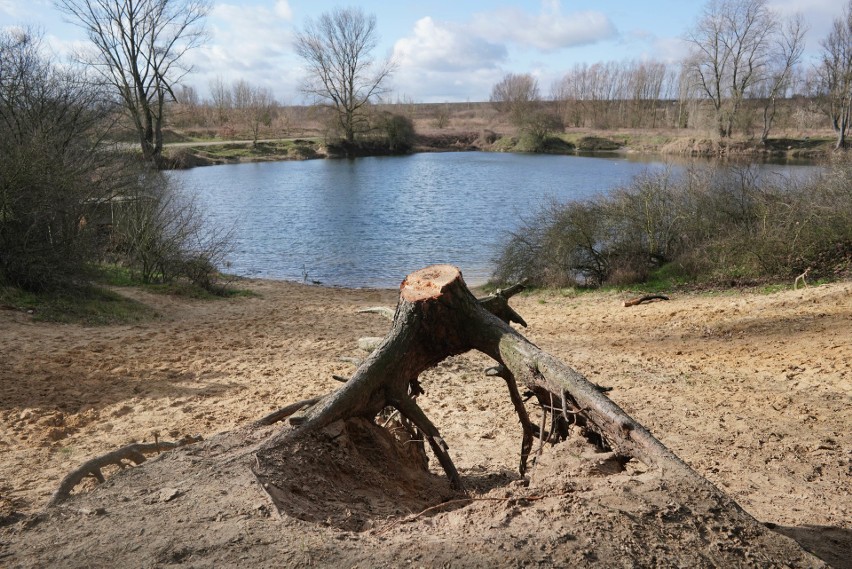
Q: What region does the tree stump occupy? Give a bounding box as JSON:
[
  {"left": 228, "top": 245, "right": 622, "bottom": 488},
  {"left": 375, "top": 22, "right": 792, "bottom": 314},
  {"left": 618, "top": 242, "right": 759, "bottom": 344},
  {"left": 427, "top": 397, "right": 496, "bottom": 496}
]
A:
[{"left": 256, "top": 264, "right": 726, "bottom": 502}]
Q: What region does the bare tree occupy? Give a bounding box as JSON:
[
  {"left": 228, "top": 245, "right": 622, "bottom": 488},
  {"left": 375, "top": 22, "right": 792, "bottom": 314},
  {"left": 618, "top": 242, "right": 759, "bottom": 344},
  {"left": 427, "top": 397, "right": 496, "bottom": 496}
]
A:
[
  {"left": 208, "top": 76, "right": 232, "bottom": 126},
  {"left": 294, "top": 7, "right": 395, "bottom": 145},
  {"left": 232, "top": 79, "right": 277, "bottom": 145},
  {"left": 628, "top": 61, "right": 669, "bottom": 128},
  {"left": 490, "top": 73, "right": 541, "bottom": 127},
  {"left": 816, "top": 0, "right": 852, "bottom": 149},
  {"left": 685, "top": 0, "right": 786, "bottom": 138},
  {"left": 55, "top": 0, "right": 209, "bottom": 167},
  {"left": 758, "top": 14, "right": 805, "bottom": 143}
]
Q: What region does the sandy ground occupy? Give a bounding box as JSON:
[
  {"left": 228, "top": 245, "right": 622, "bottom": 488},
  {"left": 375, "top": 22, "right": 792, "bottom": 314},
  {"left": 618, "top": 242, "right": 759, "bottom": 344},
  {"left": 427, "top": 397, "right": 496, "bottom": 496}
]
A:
[{"left": 0, "top": 276, "right": 850, "bottom": 566}]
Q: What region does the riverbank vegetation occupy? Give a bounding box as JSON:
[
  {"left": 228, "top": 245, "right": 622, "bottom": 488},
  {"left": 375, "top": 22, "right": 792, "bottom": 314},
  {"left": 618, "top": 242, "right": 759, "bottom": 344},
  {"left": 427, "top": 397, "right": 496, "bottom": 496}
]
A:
[
  {"left": 0, "top": 29, "right": 233, "bottom": 313},
  {"left": 494, "top": 160, "right": 852, "bottom": 289}
]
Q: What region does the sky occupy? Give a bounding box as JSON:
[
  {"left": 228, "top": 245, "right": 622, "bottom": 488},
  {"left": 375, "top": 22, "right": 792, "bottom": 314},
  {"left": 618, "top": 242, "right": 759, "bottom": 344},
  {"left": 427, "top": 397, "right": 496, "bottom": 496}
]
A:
[{"left": 0, "top": 0, "right": 846, "bottom": 104}]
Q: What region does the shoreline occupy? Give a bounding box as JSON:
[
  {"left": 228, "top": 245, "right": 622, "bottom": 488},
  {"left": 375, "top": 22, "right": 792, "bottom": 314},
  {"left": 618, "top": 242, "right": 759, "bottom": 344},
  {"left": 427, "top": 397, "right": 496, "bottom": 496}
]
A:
[{"left": 163, "top": 130, "right": 842, "bottom": 170}]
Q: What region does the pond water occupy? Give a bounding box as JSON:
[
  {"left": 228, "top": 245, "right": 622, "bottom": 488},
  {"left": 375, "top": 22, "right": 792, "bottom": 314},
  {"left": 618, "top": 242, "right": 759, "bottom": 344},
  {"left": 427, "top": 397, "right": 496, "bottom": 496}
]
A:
[{"left": 168, "top": 152, "right": 819, "bottom": 288}]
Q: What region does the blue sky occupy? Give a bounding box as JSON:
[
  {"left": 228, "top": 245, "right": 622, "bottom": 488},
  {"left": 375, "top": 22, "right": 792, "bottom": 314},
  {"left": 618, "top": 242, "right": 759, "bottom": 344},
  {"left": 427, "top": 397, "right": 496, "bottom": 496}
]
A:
[{"left": 0, "top": 0, "right": 845, "bottom": 103}]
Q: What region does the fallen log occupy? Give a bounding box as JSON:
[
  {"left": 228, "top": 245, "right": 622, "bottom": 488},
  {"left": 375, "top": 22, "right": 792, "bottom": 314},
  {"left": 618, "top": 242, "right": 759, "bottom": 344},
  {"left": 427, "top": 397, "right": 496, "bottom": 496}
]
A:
[{"left": 256, "top": 265, "right": 723, "bottom": 499}]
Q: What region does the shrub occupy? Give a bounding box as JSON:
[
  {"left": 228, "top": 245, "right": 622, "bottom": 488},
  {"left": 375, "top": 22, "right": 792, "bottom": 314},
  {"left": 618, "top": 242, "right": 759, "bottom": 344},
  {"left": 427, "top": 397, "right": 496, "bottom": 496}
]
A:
[
  {"left": 375, "top": 112, "right": 415, "bottom": 153},
  {"left": 0, "top": 30, "right": 113, "bottom": 291},
  {"left": 494, "top": 162, "right": 852, "bottom": 288},
  {"left": 0, "top": 30, "right": 233, "bottom": 295},
  {"left": 110, "top": 174, "right": 232, "bottom": 292}
]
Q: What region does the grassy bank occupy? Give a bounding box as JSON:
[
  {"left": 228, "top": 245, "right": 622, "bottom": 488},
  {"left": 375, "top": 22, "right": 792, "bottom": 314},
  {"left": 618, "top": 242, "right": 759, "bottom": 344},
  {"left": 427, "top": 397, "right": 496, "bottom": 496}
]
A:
[
  {"left": 0, "top": 266, "right": 253, "bottom": 326},
  {"left": 163, "top": 128, "right": 842, "bottom": 169}
]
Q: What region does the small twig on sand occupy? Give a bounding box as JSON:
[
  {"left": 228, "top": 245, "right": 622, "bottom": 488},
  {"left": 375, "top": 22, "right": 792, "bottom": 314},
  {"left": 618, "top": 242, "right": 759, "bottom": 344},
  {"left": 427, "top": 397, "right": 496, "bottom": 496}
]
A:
[{"left": 623, "top": 294, "right": 669, "bottom": 307}]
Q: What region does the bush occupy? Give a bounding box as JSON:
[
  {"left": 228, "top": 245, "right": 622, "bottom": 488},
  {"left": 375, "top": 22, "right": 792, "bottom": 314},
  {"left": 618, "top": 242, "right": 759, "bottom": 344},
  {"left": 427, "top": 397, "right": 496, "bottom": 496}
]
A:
[
  {"left": 375, "top": 112, "right": 416, "bottom": 153},
  {"left": 109, "top": 173, "right": 233, "bottom": 293},
  {"left": 494, "top": 162, "right": 852, "bottom": 288},
  {"left": 0, "top": 30, "right": 113, "bottom": 291},
  {"left": 0, "top": 30, "right": 232, "bottom": 294}
]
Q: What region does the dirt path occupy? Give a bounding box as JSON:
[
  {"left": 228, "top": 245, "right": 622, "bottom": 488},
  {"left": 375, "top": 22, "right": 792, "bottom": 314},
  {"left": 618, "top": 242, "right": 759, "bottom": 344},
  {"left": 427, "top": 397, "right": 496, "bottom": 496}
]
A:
[{"left": 1, "top": 278, "right": 849, "bottom": 566}]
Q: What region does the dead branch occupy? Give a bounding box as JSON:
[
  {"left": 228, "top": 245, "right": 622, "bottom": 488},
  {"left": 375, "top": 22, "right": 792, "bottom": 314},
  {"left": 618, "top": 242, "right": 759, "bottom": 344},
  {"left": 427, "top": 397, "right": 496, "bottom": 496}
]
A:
[
  {"left": 48, "top": 436, "right": 202, "bottom": 507},
  {"left": 794, "top": 267, "right": 811, "bottom": 290},
  {"left": 623, "top": 294, "right": 670, "bottom": 307}
]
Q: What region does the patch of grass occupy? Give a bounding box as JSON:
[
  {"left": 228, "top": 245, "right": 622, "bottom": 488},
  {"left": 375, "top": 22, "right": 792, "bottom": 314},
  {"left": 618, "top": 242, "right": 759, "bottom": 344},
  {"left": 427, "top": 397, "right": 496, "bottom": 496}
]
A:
[
  {"left": 96, "top": 264, "right": 139, "bottom": 287},
  {"left": 758, "top": 283, "right": 789, "bottom": 295},
  {"left": 576, "top": 136, "right": 621, "bottom": 151},
  {"left": 96, "top": 264, "right": 256, "bottom": 299},
  {"left": 627, "top": 263, "right": 695, "bottom": 293},
  {"left": 0, "top": 284, "right": 158, "bottom": 325},
  {"left": 185, "top": 140, "right": 310, "bottom": 161}
]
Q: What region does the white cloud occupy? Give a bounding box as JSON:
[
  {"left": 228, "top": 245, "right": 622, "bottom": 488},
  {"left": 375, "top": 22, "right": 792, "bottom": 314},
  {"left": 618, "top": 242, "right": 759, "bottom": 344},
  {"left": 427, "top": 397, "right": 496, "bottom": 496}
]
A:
[
  {"left": 188, "top": 2, "right": 298, "bottom": 100},
  {"left": 391, "top": 66, "right": 504, "bottom": 103},
  {"left": 768, "top": 0, "right": 846, "bottom": 54},
  {"left": 1, "top": 0, "right": 46, "bottom": 19},
  {"left": 388, "top": 2, "right": 617, "bottom": 101},
  {"left": 274, "top": 0, "right": 292, "bottom": 21},
  {"left": 393, "top": 17, "right": 506, "bottom": 72},
  {"left": 470, "top": 1, "right": 616, "bottom": 52},
  {"left": 390, "top": 17, "right": 508, "bottom": 102},
  {"left": 650, "top": 36, "right": 691, "bottom": 64}
]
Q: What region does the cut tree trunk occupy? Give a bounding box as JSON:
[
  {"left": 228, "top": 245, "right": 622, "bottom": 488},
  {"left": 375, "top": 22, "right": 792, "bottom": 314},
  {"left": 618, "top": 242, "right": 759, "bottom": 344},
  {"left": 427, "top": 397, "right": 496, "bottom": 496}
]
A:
[{"left": 257, "top": 264, "right": 726, "bottom": 501}]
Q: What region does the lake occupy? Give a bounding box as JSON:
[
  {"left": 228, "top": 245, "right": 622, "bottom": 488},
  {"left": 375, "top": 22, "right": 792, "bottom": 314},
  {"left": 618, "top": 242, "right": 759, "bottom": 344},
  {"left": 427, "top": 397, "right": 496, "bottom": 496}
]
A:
[{"left": 168, "top": 152, "right": 818, "bottom": 288}]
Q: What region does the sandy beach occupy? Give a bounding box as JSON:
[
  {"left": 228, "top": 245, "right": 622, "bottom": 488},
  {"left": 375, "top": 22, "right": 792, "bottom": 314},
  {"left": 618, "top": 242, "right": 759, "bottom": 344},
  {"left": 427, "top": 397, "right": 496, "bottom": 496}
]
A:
[{"left": 1, "top": 276, "right": 849, "bottom": 566}]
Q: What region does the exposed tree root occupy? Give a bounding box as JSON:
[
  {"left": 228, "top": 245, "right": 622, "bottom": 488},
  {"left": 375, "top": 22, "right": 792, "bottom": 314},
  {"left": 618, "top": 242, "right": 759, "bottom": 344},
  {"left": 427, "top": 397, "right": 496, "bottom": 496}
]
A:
[
  {"left": 253, "top": 397, "right": 323, "bottom": 427},
  {"left": 48, "top": 436, "right": 202, "bottom": 507},
  {"left": 486, "top": 365, "right": 536, "bottom": 475}
]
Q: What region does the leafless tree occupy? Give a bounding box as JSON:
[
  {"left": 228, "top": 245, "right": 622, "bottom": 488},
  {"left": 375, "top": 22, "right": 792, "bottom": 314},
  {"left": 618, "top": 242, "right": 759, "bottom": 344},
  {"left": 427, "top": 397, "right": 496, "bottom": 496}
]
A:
[
  {"left": 490, "top": 73, "right": 541, "bottom": 127},
  {"left": 55, "top": 0, "right": 209, "bottom": 167},
  {"left": 232, "top": 79, "right": 277, "bottom": 145},
  {"left": 685, "top": 0, "right": 799, "bottom": 138},
  {"left": 294, "top": 7, "right": 395, "bottom": 145},
  {"left": 757, "top": 14, "right": 806, "bottom": 143},
  {"left": 208, "top": 76, "right": 232, "bottom": 126},
  {"left": 816, "top": 0, "right": 852, "bottom": 149},
  {"left": 628, "top": 61, "right": 669, "bottom": 128}
]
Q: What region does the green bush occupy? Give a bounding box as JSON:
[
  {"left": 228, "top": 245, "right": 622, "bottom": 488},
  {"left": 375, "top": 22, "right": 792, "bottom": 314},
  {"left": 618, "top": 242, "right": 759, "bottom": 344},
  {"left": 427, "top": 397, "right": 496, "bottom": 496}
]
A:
[{"left": 375, "top": 112, "right": 416, "bottom": 153}]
